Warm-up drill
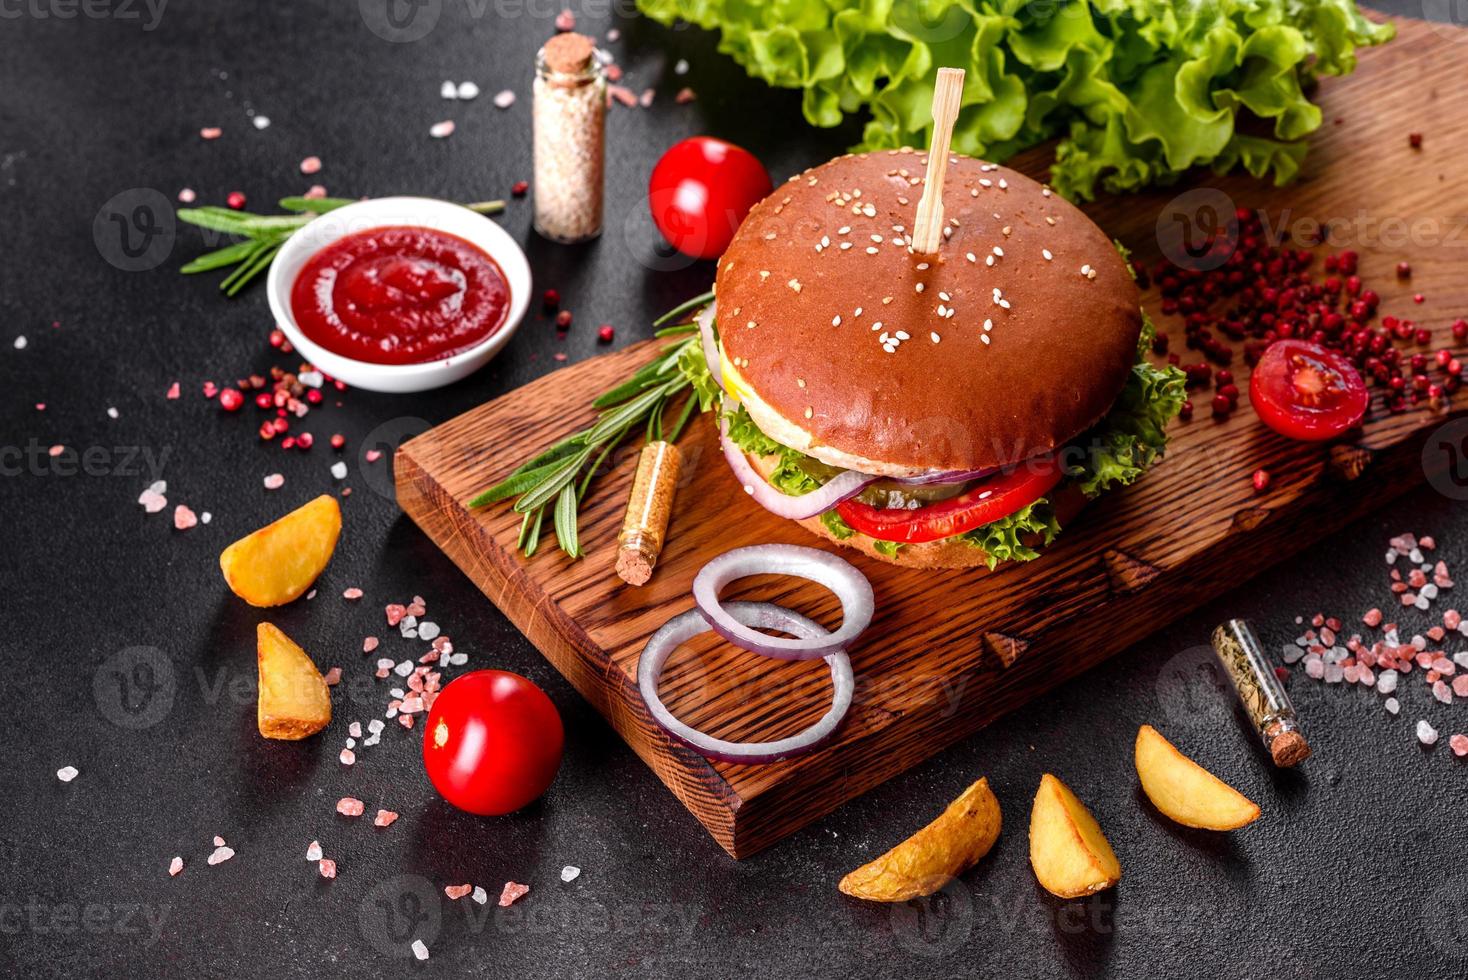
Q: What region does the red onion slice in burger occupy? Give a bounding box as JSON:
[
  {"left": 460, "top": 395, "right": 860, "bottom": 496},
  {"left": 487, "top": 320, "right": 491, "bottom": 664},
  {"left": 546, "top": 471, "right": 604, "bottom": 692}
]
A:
[
  {"left": 693, "top": 544, "right": 874, "bottom": 660},
  {"left": 695, "top": 301, "right": 722, "bottom": 391},
  {"left": 637, "top": 602, "right": 854, "bottom": 764},
  {"left": 718, "top": 413, "right": 876, "bottom": 521}
]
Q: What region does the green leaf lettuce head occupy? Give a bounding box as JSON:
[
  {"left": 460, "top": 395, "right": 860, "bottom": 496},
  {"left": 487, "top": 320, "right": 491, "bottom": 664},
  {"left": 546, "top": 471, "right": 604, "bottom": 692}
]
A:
[{"left": 635, "top": 0, "right": 1392, "bottom": 200}]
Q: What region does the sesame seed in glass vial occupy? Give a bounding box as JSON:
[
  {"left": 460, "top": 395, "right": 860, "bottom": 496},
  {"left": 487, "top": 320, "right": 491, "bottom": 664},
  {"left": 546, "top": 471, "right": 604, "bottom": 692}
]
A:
[{"left": 532, "top": 32, "right": 607, "bottom": 244}]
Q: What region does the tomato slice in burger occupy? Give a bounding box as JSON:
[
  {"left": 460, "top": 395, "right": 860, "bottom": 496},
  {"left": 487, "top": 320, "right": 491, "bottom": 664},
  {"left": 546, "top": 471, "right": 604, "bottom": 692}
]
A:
[
  {"left": 1249, "top": 339, "right": 1369, "bottom": 441},
  {"left": 835, "top": 455, "right": 1063, "bottom": 544}
]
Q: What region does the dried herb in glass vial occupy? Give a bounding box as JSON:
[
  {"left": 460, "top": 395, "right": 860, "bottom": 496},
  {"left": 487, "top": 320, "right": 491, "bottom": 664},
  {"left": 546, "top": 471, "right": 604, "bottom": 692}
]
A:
[
  {"left": 1211, "top": 619, "right": 1311, "bottom": 767},
  {"left": 616, "top": 441, "right": 682, "bottom": 586}
]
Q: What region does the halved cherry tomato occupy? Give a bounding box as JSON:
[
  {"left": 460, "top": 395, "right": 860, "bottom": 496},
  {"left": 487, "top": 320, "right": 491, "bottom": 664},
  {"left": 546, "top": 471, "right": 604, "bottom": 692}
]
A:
[
  {"left": 1249, "top": 339, "right": 1369, "bottom": 441},
  {"left": 648, "top": 136, "right": 772, "bottom": 260},
  {"left": 422, "top": 670, "right": 563, "bottom": 816},
  {"left": 835, "top": 455, "right": 1063, "bottom": 544}
]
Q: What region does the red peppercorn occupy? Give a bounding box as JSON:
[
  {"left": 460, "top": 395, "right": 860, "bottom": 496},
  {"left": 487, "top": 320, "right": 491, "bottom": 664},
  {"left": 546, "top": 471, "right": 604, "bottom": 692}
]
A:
[
  {"left": 1215, "top": 369, "right": 1234, "bottom": 387},
  {"left": 1415, "top": 328, "right": 1432, "bottom": 346},
  {"left": 543, "top": 289, "right": 560, "bottom": 308},
  {"left": 226, "top": 191, "right": 247, "bottom": 210},
  {"left": 1409, "top": 132, "right": 1423, "bottom": 149},
  {"left": 1396, "top": 261, "right": 1411, "bottom": 279},
  {"left": 555, "top": 310, "right": 572, "bottom": 329},
  {"left": 1218, "top": 383, "right": 1240, "bottom": 403},
  {"left": 1178, "top": 400, "right": 1194, "bottom": 421},
  {"left": 1453, "top": 320, "right": 1468, "bottom": 342},
  {"left": 1438, "top": 349, "right": 1454, "bottom": 367},
  {"left": 258, "top": 421, "right": 276, "bottom": 441},
  {"left": 269, "top": 329, "right": 285, "bottom": 348},
  {"left": 218, "top": 388, "right": 244, "bottom": 412},
  {"left": 281, "top": 436, "right": 296, "bottom": 450},
  {"left": 1413, "top": 293, "right": 1425, "bottom": 304},
  {"left": 1211, "top": 394, "right": 1232, "bottom": 417},
  {"left": 306, "top": 388, "right": 323, "bottom": 404},
  {"left": 511, "top": 180, "right": 529, "bottom": 197},
  {"left": 330, "top": 433, "right": 346, "bottom": 450},
  {"left": 255, "top": 392, "right": 273, "bottom": 410},
  {"left": 296, "top": 432, "right": 314, "bottom": 450},
  {"left": 1252, "top": 469, "right": 1271, "bottom": 493},
  {"left": 597, "top": 324, "right": 614, "bottom": 342},
  {"left": 272, "top": 417, "right": 289, "bottom": 434},
  {"left": 1450, "top": 359, "right": 1463, "bottom": 378}
]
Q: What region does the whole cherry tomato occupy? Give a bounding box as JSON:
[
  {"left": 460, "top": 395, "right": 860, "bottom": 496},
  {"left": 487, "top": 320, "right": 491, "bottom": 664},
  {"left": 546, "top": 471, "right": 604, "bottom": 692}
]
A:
[
  {"left": 648, "top": 136, "right": 772, "bottom": 260},
  {"left": 1249, "top": 339, "right": 1369, "bottom": 441},
  {"left": 421, "top": 669, "right": 563, "bottom": 816}
]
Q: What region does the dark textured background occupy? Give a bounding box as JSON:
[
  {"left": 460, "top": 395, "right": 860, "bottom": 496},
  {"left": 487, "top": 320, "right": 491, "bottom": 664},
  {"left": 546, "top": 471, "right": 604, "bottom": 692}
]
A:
[{"left": 2, "top": 2, "right": 1465, "bottom": 977}]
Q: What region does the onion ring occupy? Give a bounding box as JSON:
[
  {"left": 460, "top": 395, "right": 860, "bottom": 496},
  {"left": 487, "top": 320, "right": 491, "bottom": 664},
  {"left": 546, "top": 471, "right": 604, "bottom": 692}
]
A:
[
  {"left": 895, "top": 466, "right": 997, "bottom": 486},
  {"left": 719, "top": 414, "right": 876, "bottom": 521},
  {"left": 693, "top": 544, "right": 874, "bottom": 660},
  {"left": 695, "top": 301, "right": 722, "bottom": 391},
  {"left": 637, "top": 602, "right": 854, "bottom": 764}
]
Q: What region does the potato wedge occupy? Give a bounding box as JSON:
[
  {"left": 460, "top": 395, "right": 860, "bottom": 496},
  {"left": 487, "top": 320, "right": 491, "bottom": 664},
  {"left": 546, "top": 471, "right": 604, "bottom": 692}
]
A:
[
  {"left": 839, "top": 777, "right": 1001, "bottom": 902},
  {"left": 1135, "top": 725, "right": 1260, "bottom": 830},
  {"left": 220, "top": 495, "right": 341, "bottom": 606},
  {"left": 1028, "top": 773, "right": 1120, "bottom": 898},
  {"left": 257, "top": 623, "right": 331, "bottom": 740}
]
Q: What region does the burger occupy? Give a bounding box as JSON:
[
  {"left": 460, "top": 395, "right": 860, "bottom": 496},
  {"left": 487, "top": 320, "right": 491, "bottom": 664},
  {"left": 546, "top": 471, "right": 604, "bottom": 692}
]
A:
[{"left": 688, "top": 150, "right": 1185, "bottom": 569}]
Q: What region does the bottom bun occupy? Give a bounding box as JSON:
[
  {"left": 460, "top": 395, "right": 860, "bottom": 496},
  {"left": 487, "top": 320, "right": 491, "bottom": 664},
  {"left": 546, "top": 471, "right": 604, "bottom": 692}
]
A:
[{"left": 747, "top": 452, "right": 1089, "bottom": 570}]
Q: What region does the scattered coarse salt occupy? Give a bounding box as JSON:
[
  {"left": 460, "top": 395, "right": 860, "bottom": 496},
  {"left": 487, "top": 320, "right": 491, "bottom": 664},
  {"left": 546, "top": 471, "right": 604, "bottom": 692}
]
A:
[
  {"left": 374, "top": 809, "right": 399, "bottom": 827},
  {"left": 336, "top": 797, "right": 365, "bottom": 817},
  {"left": 13, "top": 335, "right": 26, "bottom": 349},
  {"left": 200, "top": 127, "right": 222, "bottom": 140},
  {"left": 458, "top": 81, "right": 480, "bottom": 100},
  {"left": 493, "top": 88, "right": 515, "bottom": 109},
  {"left": 1417, "top": 719, "right": 1439, "bottom": 745},
  {"left": 252, "top": 115, "right": 270, "bottom": 130},
  {"left": 365, "top": 449, "right": 383, "bottom": 463},
  {"left": 299, "top": 155, "right": 322, "bottom": 175},
  {"left": 444, "top": 884, "right": 473, "bottom": 900},
  {"left": 499, "top": 881, "right": 530, "bottom": 907},
  {"left": 417, "top": 621, "right": 440, "bottom": 641},
  {"left": 138, "top": 484, "right": 168, "bottom": 513},
  {"left": 1385, "top": 697, "right": 1400, "bottom": 715},
  {"left": 174, "top": 505, "right": 198, "bottom": 531},
  {"left": 306, "top": 840, "right": 323, "bottom": 861},
  {"left": 363, "top": 637, "right": 379, "bottom": 653},
  {"left": 177, "top": 188, "right": 196, "bottom": 203},
  {"left": 429, "top": 120, "right": 455, "bottom": 139},
  {"left": 319, "top": 859, "right": 337, "bottom": 879},
  {"left": 1451, "top": 733, "right": 1468, "bottom": 757},
  {"left": 214, "top": 835, "right": 226, "bottom": 847},
  {"left": 560, "top": 865, "right": 581, "bottom": 883},
  {"left": 107, "top": 407, "right": 119, "bottom": 419},
  {"left": 472, "top": 885, "right": 488, "bottom": 905},
  {"left": 440, "top": 80, "right": 457, "bottom": 99},
  {"left": 57, "top": 765, "right": 79, "bottom": 782},
  {"left": 166, "top": 381, "right": 181, "bottom": 399},
  {"left": 412, "top": 939, "right": 429, "bottom": 961},
  {"left": 263, "top": 473, "right": 285, "bottom": 490},
  {"left": 207, "top": 845, "right": 235, "bottom": 866},
  {"left": 343, "top": 587, "right": 363, "bottom": 600},
  {"left": 331, "top": 461, "right": 348, "bottom": 480},
  {"left": 168, "top": 856, "right": 184, "bottom": 877}
]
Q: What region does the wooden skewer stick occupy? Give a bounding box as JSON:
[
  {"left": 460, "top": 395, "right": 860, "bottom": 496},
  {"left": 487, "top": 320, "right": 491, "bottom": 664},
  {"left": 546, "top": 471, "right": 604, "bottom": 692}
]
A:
[{"left": 910, "top": 67, "right": 966, "bottom": 255}]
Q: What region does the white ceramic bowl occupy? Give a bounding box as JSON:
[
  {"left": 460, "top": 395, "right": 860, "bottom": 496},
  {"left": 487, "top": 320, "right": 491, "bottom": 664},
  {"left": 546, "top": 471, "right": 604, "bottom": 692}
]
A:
[{"left": 266, "top": 196, "right": 530, "bottom": 393}]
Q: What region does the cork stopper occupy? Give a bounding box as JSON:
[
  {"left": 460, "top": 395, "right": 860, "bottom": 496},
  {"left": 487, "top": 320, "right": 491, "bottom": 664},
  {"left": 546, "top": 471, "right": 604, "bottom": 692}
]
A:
[
  {"left": 1269, "top": 729, "right": 1311, "bottom": 768},
  {"left": 543, "top": 32, "right": 596, "bottom": 76}
]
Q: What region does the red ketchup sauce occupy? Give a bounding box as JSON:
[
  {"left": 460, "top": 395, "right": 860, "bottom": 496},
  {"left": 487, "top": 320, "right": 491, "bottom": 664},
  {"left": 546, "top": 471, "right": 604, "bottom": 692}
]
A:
[{"left": 290, "top": 226, "right": 510, "bottom": 365}]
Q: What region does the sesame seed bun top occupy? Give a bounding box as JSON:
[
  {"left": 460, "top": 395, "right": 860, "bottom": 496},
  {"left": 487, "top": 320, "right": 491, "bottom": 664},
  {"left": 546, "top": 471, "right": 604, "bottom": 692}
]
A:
[{"left": 715, "top": 150, "right": 1142, "bottom": 475}]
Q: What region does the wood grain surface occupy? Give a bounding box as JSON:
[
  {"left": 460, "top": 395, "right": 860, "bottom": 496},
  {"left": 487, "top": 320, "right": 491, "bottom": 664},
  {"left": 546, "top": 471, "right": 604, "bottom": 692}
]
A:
[{"left": 397, "top": 15, "right": 1468, "bottom": 858}]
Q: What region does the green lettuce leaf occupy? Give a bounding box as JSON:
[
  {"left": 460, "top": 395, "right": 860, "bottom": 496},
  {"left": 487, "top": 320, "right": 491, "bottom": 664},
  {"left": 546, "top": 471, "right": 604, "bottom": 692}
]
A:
[
  {"left": 636, "top": 0, "right": 1392, "bottom": 200},
  {"left": 957, "top": 499, "right": 1062, "bottom": 570},
  {"left": 821, "top": 509, "right": 857, "bottom": 540},
  {"left": 725, "top": 404, "right": 824, "bottom": 496},
  {"left": 1067, "top": 352, "right": 1187, "bottom": 498},
  {"left": 677, "top": 337, "right": 721, "bottom": 413}
]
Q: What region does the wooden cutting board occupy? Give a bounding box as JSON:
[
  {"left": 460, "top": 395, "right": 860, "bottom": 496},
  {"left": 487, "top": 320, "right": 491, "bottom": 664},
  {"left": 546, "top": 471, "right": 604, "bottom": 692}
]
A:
[{"left": 398, "top": 15, "right": 1467, "bottom": 858}]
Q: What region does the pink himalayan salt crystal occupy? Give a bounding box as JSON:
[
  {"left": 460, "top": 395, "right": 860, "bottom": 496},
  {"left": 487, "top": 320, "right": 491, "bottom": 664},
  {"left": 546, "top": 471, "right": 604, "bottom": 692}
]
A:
[
  {"left": 263, "top": 473, "right": 285, "bottom": 490},
  {"left": 299, "top": 156, "right": 322, "bottom": 174},
  {"left": 363, "top": 637, "right": 379, "bottom": 653},
  {"left": 1432, "top": 657, "right": 1456, "bottom": 675},
  {"left": 429, "top": 120, "right": 455, "bottom": 139},
  {"left": 174, "top": 505, "right": 198, "bottom": 530},
  {"left": 324, "top": 667, "right": 342, "bottom": 686},
  {"left": 1445, "top": 609, "right": 1463, "bottom": 631},
  {"left": 166, "top": 381, "right": 180, "bottom": 399},
  {"left": 1418, "top": 719, "right": 1439, "bottom": 745},
  {"left": 306, "top": 841, "right": 323, "bottom": 861},
  {"left": 199, "top": 127, "right": 222, "bottom": 139},
  {"left": 498, "top": 881, "right": 530, "bottom": 907},
  {"left": 444, "top": 884, "right": 473, "bottom": 900},
  {"left": 1453, "top": 675, "right": 1468, "bottom": 698},
  {"left": 1363, "top": 608, "right": 1383, "bottom": 627},
  {"left": 366, "top": 449, "right": 383, "bottom": 463},
  {"left": 374, "top": 809, "right": 399, "bottom": 827},
  {"left": 385, "top": 604, "right": 406, "bottom": 626},
  {"left": 343, "top": 587, "right": 364, "bottom": 600},
  {"left": 554, "top": 8, "right": 574, "bottom": 29},
  {"left": 339, "top": 748, "right": 355, "bottom": 766},
  {"left": 319, "top": 859, "right": 337, "bottom": 879},
  {"left": 177, "top": 188, "right": 196, "bottom": 203},
  {"left": 206, "top": 845, "right": 234, "bottom": 865},
  {"left": 1451, "top": 734, "right": 1468, "bottom": 757},
  {"left": 1433, "top": 681, "right": 1453, "bottom": 705},
  {"left": 138, "top": 489, "right": 167, "bottom": 513},
  {"left": 304, "top": 184, "right": 327, "bottom": 199},
  {"left": 336, "top": 797, "right": 365, "bottom": 817},
  {"left": 168, "top": 856, "right": 184, "bottom": 877}
]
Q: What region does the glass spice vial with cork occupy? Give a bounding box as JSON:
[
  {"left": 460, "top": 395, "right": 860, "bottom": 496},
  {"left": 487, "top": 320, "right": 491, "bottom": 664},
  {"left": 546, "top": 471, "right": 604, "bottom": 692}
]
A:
[{"left": 533, "top": 32, "right": 607, "bottom": 243}]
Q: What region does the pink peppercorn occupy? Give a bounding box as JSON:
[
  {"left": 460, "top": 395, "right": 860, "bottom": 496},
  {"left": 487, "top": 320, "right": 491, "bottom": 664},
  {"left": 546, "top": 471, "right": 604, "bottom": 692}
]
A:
[
  {"left": 218, "top": 388, "right": 244, "bottom": 412},
  {"left": 598, "top": 324, "right": 614, "bottom": 342},
  {"left": 226, "top": 191, "right": 247, "bottom": 210}
]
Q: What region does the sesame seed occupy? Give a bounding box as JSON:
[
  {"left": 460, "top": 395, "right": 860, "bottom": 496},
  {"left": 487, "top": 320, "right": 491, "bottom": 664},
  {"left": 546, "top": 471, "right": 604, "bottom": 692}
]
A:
[
  {"left": 966, "top": 252, "right": 976, "bottom": 263},
  {"left": 871, "top": 321, "right": 883, "bottom": 331},
  {"left": 981, "top": 334, "right": 991, "bottom": 345},
  {"left": 840, "top": 242, "right": 852, "bottom": 250},
  {"left": 915, "top": 262, "right": 929, "bottom": 271},
  {"left": 998, "top": 179, "right": 1008, "bottom": 189},
  {"left": 832, "top": 315, "right": 842, "bottom": 326},
  {"left": 797, "top": 378, "right": 806, "bottom": 388},
  {"left": 897, "top": 196, "right": 909, "bottom": 205},
  {"left": 838, "top": 226, "right": 851, "bottom": 234},
  {"left": 746, "top": 321, "right": 756, "bottom": 329},
  {"left": 915, "top": 283, "right": 925, "bottom": 293},
  {"left": 930, "top": 332, "right": 941, "bottom": 343},
  {"left": 821, "top": 235, "right": 830, "bottom": 247},
  {"left": 1002, "top": 226, "right": 1012, "bottom": 236},
  {"left": 866, "top": 246, "right": 879, "bottom": 254},
  {"left": 999, "top": 299, "right": 1010, "bottom": 308},
  {"left": 1042, "top": 187, "right": 1052, "bottom": 197},
  {"left": 938, "top": 291, "right": 951, "bottom": 301},
  {"left": 980, "top": 179, "right": 992, "bottom": 187},
  {"left": 759, "top": 270, "right": 770, "bottom": 279},
  {"left": 1045, "top": 216, "right": 1056, "bottom": 225},
  {"left": 937, "top": 304, "right": 948, "bottom": 317},
  {"left": 862, "top": 204, "right": 876, "bottom": 217},
  {"left": 871, "top": 234, "right": 883, "bottom": 243},
  {"left": 804, "top": 406, "right": 813, "bottom": 419},
  {"left": 1042, "top": 249, "right": 1053, "bottom": 261},
  {"left": 895, "top": 330, "right": 910, "bottom": 340},
  {"left": 882, "top": 296, "right": 893, "bottom": 304},
  {"left": 788, "top": 278, "right": 801, "bottom": 292},
  {"left": 986, "top": 256, "right": 994, "bottom": 266},
  {"left": 853, "top": 307, "right": 863, "bottom": 317},
  {"left": 970, "top": 188, "right": 979, "bottom": 197},
  {"left": 992, "top": 246, "right": 1004, "bottom": 257}
]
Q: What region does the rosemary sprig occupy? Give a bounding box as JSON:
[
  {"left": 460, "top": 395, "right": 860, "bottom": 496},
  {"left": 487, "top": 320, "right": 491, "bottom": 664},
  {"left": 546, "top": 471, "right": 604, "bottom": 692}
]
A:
[
  {"left": 177, "top": 197, "right": 507, "bottom": 295},
  {"left": 471, "top": 290, "right": 716, "bottom": 558}
]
